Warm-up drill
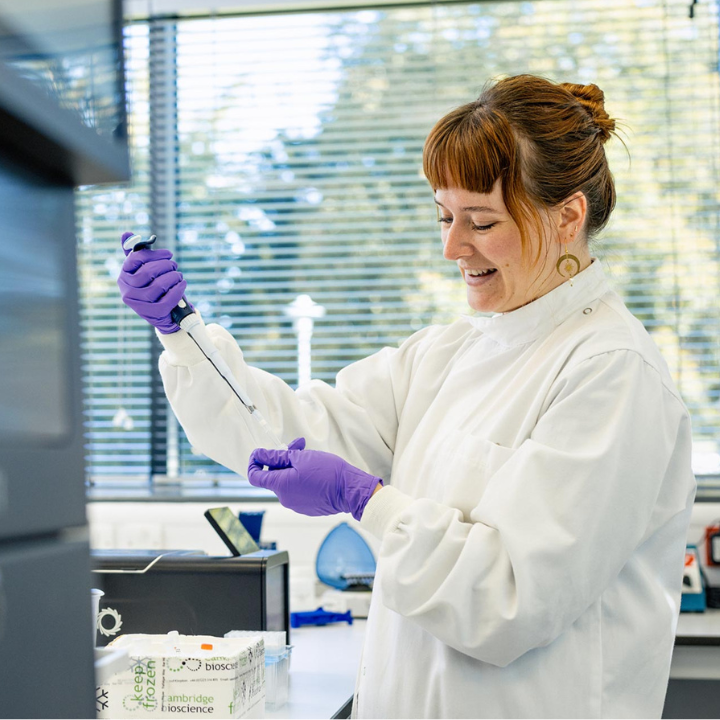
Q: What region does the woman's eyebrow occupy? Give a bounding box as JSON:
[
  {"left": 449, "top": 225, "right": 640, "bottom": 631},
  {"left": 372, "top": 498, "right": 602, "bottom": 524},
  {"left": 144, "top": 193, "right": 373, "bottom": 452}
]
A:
[
  {"left": 463, "top": 205, "right": 499, "bottom": 212},
  {"left": 434, "top": 199, "right": 499, "bottom": 213}
]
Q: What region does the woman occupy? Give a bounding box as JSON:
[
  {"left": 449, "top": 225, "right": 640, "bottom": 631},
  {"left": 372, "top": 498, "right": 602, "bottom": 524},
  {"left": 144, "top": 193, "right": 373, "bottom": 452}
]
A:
[{"left": 118, "top": 75, "right": 695, "bottom": 718}]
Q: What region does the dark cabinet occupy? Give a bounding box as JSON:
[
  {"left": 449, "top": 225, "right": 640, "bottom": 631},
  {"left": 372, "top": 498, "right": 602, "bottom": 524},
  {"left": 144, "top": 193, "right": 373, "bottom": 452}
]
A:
[{"left": 0, "top": 2, "right": 128, "bottom": 717}]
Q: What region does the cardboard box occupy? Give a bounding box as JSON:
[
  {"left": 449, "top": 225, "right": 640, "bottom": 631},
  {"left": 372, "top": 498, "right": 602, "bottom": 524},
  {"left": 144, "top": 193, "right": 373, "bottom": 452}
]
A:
[{"left": 96, "top": 632, "right": 265, "bottom": 719}]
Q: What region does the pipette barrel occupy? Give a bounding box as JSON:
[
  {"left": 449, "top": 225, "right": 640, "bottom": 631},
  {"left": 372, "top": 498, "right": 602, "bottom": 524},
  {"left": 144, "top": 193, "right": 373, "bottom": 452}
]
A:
[
  {"left": 177, "top": 313, "right": 287, "bottom": 450},
  {"left": 125, "top": 234, "right": 287, "bottom": 451}
]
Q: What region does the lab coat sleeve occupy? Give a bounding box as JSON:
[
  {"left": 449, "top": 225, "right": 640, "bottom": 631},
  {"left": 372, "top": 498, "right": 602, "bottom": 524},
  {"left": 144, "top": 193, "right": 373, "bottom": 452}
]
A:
[
  {"left": 156, "top": 317, "right": 437, "bottom": 480},
  {"left": 360, "top": 349, "right": 694, "bottom": 667}
]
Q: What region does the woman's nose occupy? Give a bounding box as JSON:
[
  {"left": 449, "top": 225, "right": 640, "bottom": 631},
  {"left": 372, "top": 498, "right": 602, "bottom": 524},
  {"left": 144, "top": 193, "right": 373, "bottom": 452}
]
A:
[{"left": 442, "top": 221, "right": 473, "bottom": 261}]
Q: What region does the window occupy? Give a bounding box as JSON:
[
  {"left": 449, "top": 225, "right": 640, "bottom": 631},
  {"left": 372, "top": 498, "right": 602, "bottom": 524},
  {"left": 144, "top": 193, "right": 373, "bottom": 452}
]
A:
[{"left": 78, "top": 0, "right": 720, "bottom": 495}]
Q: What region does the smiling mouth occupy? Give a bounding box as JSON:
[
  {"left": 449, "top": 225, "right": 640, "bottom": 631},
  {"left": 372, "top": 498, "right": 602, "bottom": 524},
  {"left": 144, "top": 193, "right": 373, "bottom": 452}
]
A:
[{"left": 465, "top": 268, "right": 497, "bottom": 277}]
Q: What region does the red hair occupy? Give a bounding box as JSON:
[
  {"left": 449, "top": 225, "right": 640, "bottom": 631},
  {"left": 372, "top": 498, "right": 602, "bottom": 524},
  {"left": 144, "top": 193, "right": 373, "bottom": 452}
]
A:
[{"left": 423, "top": 75, "right": 617, "bottom": 261}]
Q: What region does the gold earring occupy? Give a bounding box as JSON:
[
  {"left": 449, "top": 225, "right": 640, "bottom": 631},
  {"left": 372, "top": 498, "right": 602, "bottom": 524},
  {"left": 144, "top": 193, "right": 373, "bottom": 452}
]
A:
[{"left": 556, "top": 228, "right": 580, "bottom": 286}]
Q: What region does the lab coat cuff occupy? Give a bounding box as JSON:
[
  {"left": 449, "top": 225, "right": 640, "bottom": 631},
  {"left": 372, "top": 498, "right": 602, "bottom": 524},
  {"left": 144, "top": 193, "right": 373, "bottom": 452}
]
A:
[
  {"left": 360, "top": 485, "right": 415, "bottom": 541},
  {"left": 155, "top": 323, "right": 206, "bottom": 366}
]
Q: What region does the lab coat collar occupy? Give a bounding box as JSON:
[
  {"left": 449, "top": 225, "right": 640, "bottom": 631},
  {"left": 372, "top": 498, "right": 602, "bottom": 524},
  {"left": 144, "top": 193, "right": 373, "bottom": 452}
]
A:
[{"left": 462, "top": 259, "right": 609, "bottom": 347}]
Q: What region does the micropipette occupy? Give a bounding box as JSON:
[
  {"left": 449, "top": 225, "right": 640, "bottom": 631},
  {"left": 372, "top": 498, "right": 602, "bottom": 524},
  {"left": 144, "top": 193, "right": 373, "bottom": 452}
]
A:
[{"left": 123, "top": 233, "right": 287, "bottom": 450}]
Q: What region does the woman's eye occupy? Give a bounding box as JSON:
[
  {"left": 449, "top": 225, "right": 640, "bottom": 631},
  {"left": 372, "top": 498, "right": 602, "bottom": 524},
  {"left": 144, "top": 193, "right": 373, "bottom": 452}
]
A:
[{"left": 436, "top": 216, "right": 496, "bottom": 231}]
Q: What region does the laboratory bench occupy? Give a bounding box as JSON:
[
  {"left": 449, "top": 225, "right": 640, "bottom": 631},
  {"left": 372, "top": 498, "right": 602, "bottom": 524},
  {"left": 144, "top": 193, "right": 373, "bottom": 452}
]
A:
[
  {"left": 266, "top": 620, "right": 365, "bottom": 719},
  {"left": 91, "top": 610, "right": 720, "bottom": 719},
  {"left": 665, "top": 608, "right": 720, "bottom": 719},
  {"left": 671, "top": 608, "right": 720, "bottom": 683},
  {"left": 675, "top": 606, "right": 720, "bottom": 648},
  {"left": 266, "top": 611, "right": 720, "bottom": 720}
]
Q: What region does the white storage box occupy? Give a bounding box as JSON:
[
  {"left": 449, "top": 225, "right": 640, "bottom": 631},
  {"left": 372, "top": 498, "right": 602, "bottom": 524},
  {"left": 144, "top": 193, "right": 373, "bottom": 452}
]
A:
[
  {"left": 96, "top": 631, "right": 265, "bottom": 719},
  {"left": 225, "top": 631, "right": 290, "bottom": 711}
]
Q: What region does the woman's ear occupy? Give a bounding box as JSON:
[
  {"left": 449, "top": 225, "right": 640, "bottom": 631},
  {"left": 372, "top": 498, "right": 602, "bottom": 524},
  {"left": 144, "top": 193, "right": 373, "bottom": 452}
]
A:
[{"left": 557, "top": 192, "right": 588, "bottom": 240}]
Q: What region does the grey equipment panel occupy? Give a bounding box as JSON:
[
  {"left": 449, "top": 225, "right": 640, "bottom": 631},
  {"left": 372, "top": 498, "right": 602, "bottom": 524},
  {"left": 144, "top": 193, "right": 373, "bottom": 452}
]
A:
[{"left": 0, "top": 535, "right": 96, "bottom": 719}]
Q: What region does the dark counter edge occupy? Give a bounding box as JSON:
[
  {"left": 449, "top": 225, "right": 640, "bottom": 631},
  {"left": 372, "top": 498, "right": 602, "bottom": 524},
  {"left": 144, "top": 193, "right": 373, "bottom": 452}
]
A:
[{"left": 675, "top": 636, "right": 720, "bottom": 646}]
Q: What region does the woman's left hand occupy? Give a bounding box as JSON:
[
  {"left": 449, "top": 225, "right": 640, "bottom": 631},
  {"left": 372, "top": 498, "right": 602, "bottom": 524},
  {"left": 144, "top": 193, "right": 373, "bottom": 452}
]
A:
[{"left": 247, "top": 438, "right": 382, "bottom": 521}]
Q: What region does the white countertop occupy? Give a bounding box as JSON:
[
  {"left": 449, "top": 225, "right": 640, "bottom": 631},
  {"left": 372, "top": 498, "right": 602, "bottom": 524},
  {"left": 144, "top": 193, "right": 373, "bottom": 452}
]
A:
[
  {"left": 262, "top": 610, "right": 720, "bottom": 717},
  {"left": 265, "top": 620, "right": 366, "bottom": 719},
  {"left": 676, "top": 608, "right": 720, "bottom": 640},
  {"left": 670, "top": 608, "right": 720, "bottom": 681}
]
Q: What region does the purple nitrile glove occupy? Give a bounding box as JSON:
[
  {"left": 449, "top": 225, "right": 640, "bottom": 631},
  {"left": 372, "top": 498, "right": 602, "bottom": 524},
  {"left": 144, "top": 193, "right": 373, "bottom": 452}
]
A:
[
  {"left": 117, "top": 231, "right": 188, "bottom": 334},
  {"left": 248, "top": 437, "right": 383, "bottom": 521}
]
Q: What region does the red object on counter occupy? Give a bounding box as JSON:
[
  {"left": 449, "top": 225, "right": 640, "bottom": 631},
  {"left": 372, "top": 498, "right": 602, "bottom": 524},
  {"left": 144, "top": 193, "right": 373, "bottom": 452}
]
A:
[{"left": 706, "top": 524, "right": 720, "bottom": 566}]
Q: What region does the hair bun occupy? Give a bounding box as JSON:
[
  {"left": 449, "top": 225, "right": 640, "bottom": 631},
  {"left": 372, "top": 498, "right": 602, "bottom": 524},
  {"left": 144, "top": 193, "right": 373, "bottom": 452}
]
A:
[{"left": 561, "top": 82, "right": 616, "bottom": 143}]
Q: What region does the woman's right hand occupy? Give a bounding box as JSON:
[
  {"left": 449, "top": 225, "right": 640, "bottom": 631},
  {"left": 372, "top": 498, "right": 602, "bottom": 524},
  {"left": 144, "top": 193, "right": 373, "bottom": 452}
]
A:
[{"left": 117, "top": 231, "right": 188, "bottom": 334}]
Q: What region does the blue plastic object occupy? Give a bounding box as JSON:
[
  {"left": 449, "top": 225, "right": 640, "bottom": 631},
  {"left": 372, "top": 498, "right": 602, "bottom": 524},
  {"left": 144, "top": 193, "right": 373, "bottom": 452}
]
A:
[
  {"left": 291, "top": 607, "right": 353, "bottom": 628},
  {"left": 316, "top": 522, "right": 376, "bottom": 590},
  {"left": 239, "top": 511, "right": 265, "bottom": 543}
]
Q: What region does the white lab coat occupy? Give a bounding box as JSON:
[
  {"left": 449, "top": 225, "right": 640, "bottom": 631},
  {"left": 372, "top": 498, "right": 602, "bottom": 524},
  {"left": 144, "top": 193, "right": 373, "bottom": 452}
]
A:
[{"left": 157, "top": 260, "right": 695, "bottom": 719}]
